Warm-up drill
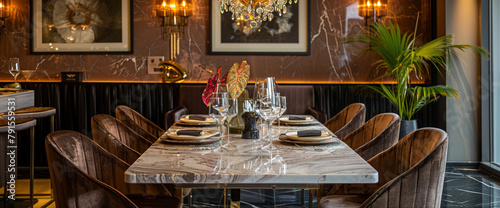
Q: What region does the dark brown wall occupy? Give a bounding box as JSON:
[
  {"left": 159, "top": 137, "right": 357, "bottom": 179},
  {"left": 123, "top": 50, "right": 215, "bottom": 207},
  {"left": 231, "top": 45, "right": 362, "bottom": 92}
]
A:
[{"left": 0, "top": 0, "right": 428, "bottom": 83}]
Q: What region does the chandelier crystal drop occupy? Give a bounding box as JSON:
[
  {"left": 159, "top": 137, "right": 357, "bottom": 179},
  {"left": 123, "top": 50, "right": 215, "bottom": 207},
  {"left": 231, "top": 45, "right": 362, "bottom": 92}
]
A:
[{"left": 219, "top": 0, "right": 297, "bottom": 24}]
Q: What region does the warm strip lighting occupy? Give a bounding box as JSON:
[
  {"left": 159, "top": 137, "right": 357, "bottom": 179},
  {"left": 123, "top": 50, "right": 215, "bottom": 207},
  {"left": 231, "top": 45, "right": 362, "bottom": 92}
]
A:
[{"left": 0, "top": 79, "right": 427, "bottom": 85}]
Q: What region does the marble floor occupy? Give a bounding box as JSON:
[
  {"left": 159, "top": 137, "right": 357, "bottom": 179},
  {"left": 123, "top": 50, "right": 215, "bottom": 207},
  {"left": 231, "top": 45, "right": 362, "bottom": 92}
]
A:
[{"left": 2, "top": 165, "right": 500, "bottom": 208}]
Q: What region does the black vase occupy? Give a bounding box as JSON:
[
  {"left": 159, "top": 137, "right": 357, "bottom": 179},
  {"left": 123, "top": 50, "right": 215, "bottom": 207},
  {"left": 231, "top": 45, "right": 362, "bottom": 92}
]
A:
[{"left": 399, "top": 120, "right": 417, "bottom": 140}]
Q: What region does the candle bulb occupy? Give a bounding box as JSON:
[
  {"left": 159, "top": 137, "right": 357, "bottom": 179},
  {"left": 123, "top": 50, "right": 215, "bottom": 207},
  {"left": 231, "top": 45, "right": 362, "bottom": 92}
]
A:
[
  {"left": 0, "top": 3, "right": 4, "bottom": 18},
  {"left": 182, "top": 1, "right": 186, "bottom": 16},
  {"left": 161, "top": 1, "right": 167, "bottom": 16}
]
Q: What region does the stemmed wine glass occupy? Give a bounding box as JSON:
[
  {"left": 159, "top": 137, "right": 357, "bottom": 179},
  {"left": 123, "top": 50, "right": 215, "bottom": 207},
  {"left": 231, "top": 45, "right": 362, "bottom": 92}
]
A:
[
  {"left": 216, "top": 82, "right": 228, "bottom": 93},
  {"left": 278, "top": 96, "right": 287, "bottom": 133},
  {"left": 222, "top": 98, "right": 238, "bottom": 150},
  {"left": 209, "top": 93, "right": 229, "bottom": 151},
  {"left": 254, "top": 77, "right": 280, "bottom": 141},
  {"left": 9, "top": 58, "right": 20, "bottom": 83}
]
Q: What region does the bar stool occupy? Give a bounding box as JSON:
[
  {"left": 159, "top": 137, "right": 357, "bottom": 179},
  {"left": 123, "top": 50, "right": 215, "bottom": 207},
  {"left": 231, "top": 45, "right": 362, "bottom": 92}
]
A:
[
  {"left": 0, "top": 118, "right": 36, "bottom": 207},
  {"left": 0, "top": 107, "right": 56, "bottom": 207},
  {"left": 1, "top": 107, "right": 56, "bottom": 132}
]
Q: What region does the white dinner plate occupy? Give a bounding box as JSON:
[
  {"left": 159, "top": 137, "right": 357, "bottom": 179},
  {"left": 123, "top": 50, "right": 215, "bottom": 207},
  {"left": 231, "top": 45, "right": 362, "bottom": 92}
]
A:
[
  {"left": 279, "top": 116, "right": 318, "bottom": 125},
  {"left": 166, "top": 130, "right": 218, "bottom": 140},
  {"left": 285, "top": 130, "right": 333, "bottom": 142},
  {"left": 279, "top": 135, "right": 340, "bottom": 145},
  {"left": 180, "top": 115, "right": 216, "bottom": 123}
]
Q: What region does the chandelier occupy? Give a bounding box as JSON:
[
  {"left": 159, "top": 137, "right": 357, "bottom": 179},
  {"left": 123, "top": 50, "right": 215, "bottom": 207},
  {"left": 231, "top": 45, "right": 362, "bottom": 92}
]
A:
[
  {"left": 156, "top": 0, "right": 192, "bottom": 60},
  {"left": 219, "top": 0, "right": 298, "bottom": 24}
]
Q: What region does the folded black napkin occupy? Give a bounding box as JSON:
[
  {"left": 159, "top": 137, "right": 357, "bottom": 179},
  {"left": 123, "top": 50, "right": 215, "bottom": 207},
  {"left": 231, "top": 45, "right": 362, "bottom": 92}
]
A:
[
  {"left": 176, "top": 130, "right": 204, "bottom": 136},
  {"left": 297, "top": 130, "right": 322, "bottom": 137},
  {"left": 288, "top": 116, "right": 307, "bottom": 120},
  {"left": 188, "top": 115, "right": 207, "bottom": 121}
]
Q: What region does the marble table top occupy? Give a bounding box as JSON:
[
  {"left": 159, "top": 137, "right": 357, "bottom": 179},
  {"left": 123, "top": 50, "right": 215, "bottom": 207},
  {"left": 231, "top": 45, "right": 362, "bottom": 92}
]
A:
[{"left": 125, "top": 116, "right": 378, "bottom": 188}]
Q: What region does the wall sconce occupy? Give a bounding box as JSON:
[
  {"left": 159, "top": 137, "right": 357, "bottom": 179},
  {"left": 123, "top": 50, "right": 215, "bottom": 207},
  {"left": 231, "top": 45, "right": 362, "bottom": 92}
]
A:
[
  {"left": 358, "top": 0, "right": 387, "bottom": 26},
  {"left": 156, "top": 0, "right": 192, "bottom": 60},
  {"left": 0, "top": 0, "right": 11, "bottom": 31}
]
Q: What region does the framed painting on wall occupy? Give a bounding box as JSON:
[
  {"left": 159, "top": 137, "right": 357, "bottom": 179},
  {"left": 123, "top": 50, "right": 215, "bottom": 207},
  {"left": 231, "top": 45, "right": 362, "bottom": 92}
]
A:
[
  {"left": 31, "top": 0, "right": 133, "bottom": 54},
  {"left": 209, "top": 0, "right": 310, "bottom": 55}
]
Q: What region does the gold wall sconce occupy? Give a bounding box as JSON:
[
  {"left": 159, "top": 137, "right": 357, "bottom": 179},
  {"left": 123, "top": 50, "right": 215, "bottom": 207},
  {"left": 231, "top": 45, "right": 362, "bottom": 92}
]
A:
[
  {"left": 156, "top": 0, "right": 192, "bottom": 60},
  {"left": 159, "top": 60, "right": 187, "bottom": 83},
  {"left": 358, "top": 0, "right": 387, "bottom": 26},
  {"left": 0, "top": 0, "right": 11, "bottom": 31}
]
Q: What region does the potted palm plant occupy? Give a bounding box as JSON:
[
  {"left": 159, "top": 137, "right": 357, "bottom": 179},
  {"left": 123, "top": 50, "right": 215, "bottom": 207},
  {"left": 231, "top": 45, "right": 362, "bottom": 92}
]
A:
[{"left": 352, "top": 21, "right": 488, "bottom": 138}]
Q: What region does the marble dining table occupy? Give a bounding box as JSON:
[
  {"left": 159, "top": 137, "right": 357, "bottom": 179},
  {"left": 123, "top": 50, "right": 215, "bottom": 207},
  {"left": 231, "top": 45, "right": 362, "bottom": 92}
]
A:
[{"left": 125, "top": 116, "right": 378, "bottom": 195}]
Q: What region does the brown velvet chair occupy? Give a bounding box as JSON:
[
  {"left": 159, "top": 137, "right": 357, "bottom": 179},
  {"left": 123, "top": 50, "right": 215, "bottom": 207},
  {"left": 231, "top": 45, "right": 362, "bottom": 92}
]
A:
[
  {"left": 91, "top": 114, "right": 152, "bottom": 165},
  {"left": 342, "top": 113, "right": 400, "bottom": 161},
  {"left": 116, "top": 105, "right": 165, "bottom": 143},
  {"left": 318, "top": 127, "right": 448, "bottom": 208},
  {"left": 164, "top": 85, "right": 327, "bottom": 129},
  {"left": 46, "top": 130, "right": 181, "bottom": 208},
  {"left": 324, "top": 103, "right": 366, "bottom": 139}
]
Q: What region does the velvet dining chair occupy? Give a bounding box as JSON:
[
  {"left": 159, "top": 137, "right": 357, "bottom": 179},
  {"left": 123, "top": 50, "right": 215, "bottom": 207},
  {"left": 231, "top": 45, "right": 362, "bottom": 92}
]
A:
[
  {"left": 318, "top": 127, "right": 448, "bottom": 208},
  {"left": 46, "top": 130, "right": 181, "bottom": 208},
  {"left": 342, "top": 113, "right": 400, "bottom": 161},
  {"left": 324, "top": 103, "right": 366, "bottom": 139},
  {"left": 91, "top": 114, "right": 152, "bottom": 165},
  {"left": 115, "top": 105, "right": 165, "bottom": 143},
  {"left": 91, "top": 114, "right": 192, "bottom": 199}
]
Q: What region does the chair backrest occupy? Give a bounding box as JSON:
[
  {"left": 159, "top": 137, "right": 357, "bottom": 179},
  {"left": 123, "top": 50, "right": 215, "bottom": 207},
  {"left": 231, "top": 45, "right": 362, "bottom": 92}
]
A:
[
  {"left": 116, "top": 105, "right": 165, "bottom": 143},
  {"left": 45, "top": 130, "right": 138, "bottom": 208},
  {"left": 91, "top": 114, "right": 151, "bottom": 164},
  {"left": 361, "top": 127, "right": 448, "bottom": 208},
  {"left": 342, "top": 113, "right": 400, "bottom": 160},
  {"left": 324, "top": 103, "right": 366, "bottom": 139}
]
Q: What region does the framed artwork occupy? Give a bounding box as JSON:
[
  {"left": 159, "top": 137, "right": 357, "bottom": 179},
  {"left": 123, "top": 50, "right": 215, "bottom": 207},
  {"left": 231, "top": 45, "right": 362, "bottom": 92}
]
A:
[
  {"left": 31, "top": 0, "right": 133, "bottom": 54},
  {"left": 209, "top": 0, "right": 310, "bottom": 55}
]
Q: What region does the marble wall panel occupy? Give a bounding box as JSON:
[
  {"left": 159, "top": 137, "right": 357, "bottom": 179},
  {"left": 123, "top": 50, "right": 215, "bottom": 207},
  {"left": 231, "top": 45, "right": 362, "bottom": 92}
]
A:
[{"left": 0, "top": 0, "right": 428, "bottom": 83}]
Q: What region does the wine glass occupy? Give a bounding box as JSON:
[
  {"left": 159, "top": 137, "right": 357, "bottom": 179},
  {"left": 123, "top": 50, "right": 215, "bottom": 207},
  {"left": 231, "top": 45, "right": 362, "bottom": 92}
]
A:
[
  {"left": 209, "top": 93, "right": 229, "bottom": 151},
  {"left": 9, "top": 58, "right": 20, "bottom": 83},
  {"left": 216, "top": 82, "right": 228, "bottom": 94},
  {"left": 254, "top": 79, "right": 280, "bottom": 141},
  {"left": 278, "top": 96, "right": 287, "bottom": 133},
  {"left": 222, "top": 98, "right": 238, "bottom": 150},
  {"left": 22, "top": 70, "right": 36, "bottom": 82}
]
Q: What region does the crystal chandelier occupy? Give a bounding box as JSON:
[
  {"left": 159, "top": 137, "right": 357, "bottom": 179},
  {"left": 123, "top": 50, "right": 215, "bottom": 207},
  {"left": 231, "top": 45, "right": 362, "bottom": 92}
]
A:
[{"left": 219, "top": 0, "right": 298, "bottom": 25}]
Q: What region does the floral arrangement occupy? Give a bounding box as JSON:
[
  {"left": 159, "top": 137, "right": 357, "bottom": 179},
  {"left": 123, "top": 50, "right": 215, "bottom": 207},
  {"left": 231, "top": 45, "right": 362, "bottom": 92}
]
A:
[{"left": 202, "top": 60, "right": 250, "bottom": 106}]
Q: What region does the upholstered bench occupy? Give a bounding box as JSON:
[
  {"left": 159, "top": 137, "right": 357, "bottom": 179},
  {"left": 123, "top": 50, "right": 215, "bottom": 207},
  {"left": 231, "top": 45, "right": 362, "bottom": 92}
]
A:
[{"left": 165, "top": 84, "right": 326, "bottom": 129}]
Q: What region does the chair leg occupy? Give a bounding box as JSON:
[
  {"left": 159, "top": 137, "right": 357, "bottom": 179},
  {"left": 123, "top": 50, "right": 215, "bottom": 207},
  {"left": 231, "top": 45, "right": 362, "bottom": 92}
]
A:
[
  {"left": 309, "top": 191, "right": 313, "bottom": 208},
  {"left": 230, "top": 189, "right": 240, "bottom": 208},
  {"left": 50, "top": 115, "right": 55, "bottom": 133},
  {"left": 224, "top": 188, "right": 227, "bottom": 208},
  {"left": 273, "top": 188, "right": 276, "bottom": 208},
  {"left": 301, "top": 189, "right": 305, "bottom": 205},
  {"left": 30, "top": 127, "right": 35, "bottom": 208}
]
